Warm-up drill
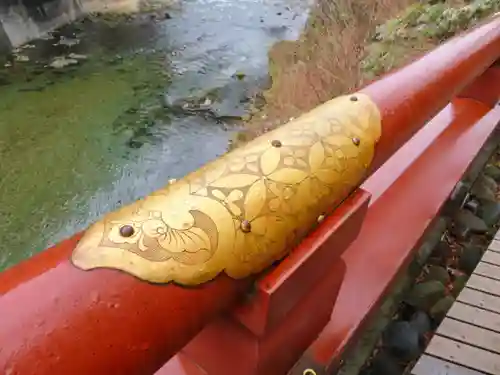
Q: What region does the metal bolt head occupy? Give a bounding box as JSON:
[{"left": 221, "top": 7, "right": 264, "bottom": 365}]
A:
[
  {"left": 271, "top": 139, "right": 282, "bottom": 148},
  {"left": 352, "top": 137, "right": 361, "bottom": 146},
  {"left": 240, "top": 220, "right": 252, "bottom": 233},
  {"left": 303, "top": 370, "right": 317, "bottom": 375},
  {"left": 119, "top": 225, "right": 135, "bottom": 237}
]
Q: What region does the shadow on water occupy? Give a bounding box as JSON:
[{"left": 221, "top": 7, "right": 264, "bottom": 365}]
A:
[{"left": 0, "top": 0, "right": 311, "bottom": 269}]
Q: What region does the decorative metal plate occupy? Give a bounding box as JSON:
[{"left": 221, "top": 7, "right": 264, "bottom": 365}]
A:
[{"left": 71, "top": 93, "right": 381, "bottom": 286}]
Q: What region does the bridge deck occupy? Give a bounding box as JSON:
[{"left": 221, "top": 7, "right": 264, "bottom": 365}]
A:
[{"left": 412, "top": 229, "right": 500, "bottom": 375}]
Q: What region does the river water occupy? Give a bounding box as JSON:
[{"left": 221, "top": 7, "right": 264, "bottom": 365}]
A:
[{"left": 0, "top": 0, "right": 310, "bottom": 269}]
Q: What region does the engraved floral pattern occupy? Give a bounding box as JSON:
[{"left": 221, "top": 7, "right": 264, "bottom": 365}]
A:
[{"left": 71, "top": 94, "right": 382, "bottom": 286}]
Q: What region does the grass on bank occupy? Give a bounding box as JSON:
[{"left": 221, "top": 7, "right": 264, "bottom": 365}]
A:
[{"left": 233, "top": 0, "right": 499, "bottom": 147}]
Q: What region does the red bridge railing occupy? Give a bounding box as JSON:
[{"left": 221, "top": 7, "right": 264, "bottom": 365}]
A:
[{"left": 0, "top": 15, "right": 499, "bottom": 375}]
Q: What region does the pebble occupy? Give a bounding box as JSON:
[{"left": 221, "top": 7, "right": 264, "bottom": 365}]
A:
[
  {"left": 15, "top": 55, "right": 29, "bottom": 62},
  {"left": 430, "top": 295, "right": 455, "bottom": 322},
  {"left": 477, "top": 174, "right": 498, "bottom": 193},
  {"left": 484, "top": 164, "right": 500, "bottom": 182},
  {"left": 459, "top": 245, "right": 483, "bottom": 274},
  {"left": 367, "top": 350, "right": 403, "bottom": 375},
  {"left": 68, "top": 53, "right": 88, "bottom": 61},
  {"left": 382, "top": 321, "right": 421, "bottom": 361},
  {"left": 423, "top": 265, "right": 450, "bottom": 285},
  {"left": 477, "top": 200, "right": 500, "bottom": 227},
  {"left": 471, "top": 182, "right": 496, "bottom": 201},
  {"left": 451, "top": 274, "right": 468, "bottom": 297},
  {"left": 451, "top": 209, "right": 488, "bottom": 239},
  {"left": 49, "top": 57, "right": 79, "bottom": 69},
  {"left": 405, "top": 280, "right": 446, "bottom": 311},
  {"left": 409, "top": 310, "right": 432, "bottom": 338}
]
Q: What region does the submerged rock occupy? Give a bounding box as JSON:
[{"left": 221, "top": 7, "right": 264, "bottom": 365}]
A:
[
  {"left": 49, "top": 57, "right": 79, "bottom": 69},
  {"left": 68, "top": 53, "right": 88, "bottom": 61}
]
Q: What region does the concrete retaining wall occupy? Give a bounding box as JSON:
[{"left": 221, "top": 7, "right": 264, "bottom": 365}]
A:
[{"left": 0, "top": 0, "right": 140, "bottom": 51}]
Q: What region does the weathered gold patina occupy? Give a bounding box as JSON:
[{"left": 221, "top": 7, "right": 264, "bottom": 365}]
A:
[{"left": 71, "top": 93, "right": 381, "bottom": 285}]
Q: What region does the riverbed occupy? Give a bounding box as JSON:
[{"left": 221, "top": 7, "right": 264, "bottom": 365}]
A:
[{"left": 0, "top": 0, "right": 310, "bottom": 270}]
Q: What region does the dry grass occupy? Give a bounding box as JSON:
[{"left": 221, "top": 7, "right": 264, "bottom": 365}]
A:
[
  {"left": 233, "top": 0, "right": 499, "bottom": 148},
  {"left": 234, "top": 0, "right": 413, "bottom": 146}
]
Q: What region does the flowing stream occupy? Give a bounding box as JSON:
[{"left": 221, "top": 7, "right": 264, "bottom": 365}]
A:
[{"left": 0, "top": 0, "right": 310, "bottom": 269}]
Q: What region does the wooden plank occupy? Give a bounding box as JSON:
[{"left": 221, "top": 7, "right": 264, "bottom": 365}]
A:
[
  {"left": 458, "top": 287, "right": 500, "bottom": 314},
  {"left": 437, "top": 318, "right": 500, "bottom": 355},
  {"left": 489, "top": 241, "right": 500, "bottom": 253},
  {"left": 448, "top": 302, "right": 500, "bottom": 333},
  {"left": 475, "top": 262, "right": 500, "bottom": 281},
  {"left": 412, "top": 354, "right": 485, "bottom": 375},
  {"left": 467, "top": 274, "right": 500, "bottom": 297},
  {"left": 482, "top": 251, "right": 500, "bottom": 267},
  {"left": 425, "top": 335, "right": 500, "bottom": 374}
]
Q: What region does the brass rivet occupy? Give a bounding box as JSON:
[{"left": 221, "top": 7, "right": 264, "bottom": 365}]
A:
[
  {"left": 271, "top": 139, "right": 282, "bottom": 148},
  {"left": 317, "top": 214, "right": 325, "bottom": 223},
  {"left": 240, "top": 220, "right": 252, "bottom": 233},
  {"left": 350, "top": 95, "right": 358, "bottom": 102},
  {"left": 119, "top": 225, "right": 135, "bottom": 237},
  {"left": 352, "top": 137, "right": 360, "bottom": 146},
  {"left": 303, "top": 370, "right": 317, "bottom": 375}
]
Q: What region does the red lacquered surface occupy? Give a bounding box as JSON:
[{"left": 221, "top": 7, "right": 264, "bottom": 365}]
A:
[
  {"left": 294, "top": 99, "right": 499, "bottom": 373},
  {"left": 0, "top": 248, "right": 249, "bottom": 375},
  {"left": 0, "top": 233, "right": 82, "bottom": 295},
  {"left": 182, "top": 259, "right": 347, "bottom": 375},
  {"left": 1, "top": 16, "right": 500, "bottom": 375},
  {"left": 361, "top": 16, "right": 500, "bottom": 172},
  {"left": 459, "top": 65, "right": 500, "bottom": 107}
]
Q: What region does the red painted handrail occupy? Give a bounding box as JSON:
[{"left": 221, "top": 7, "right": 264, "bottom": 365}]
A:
[{"left": 0, "top": 16, "right": 499, "bottom": 375}]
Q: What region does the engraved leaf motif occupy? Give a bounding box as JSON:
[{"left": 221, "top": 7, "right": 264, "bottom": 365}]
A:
[
  {"left": 212, "top": 189, "right": 244, "bottom": 216},
  {"left": 158, "top": 227, "right": 211, "bottom": 254},
  {"left": 323, "top": 135, "right": 353, "bottom": 148},
  {"left": 268, "top": 168, "right": 308, "bottom": 184},
  {"left": 211, "top": 174, "right": 260, "bottom": 188},
  {"left": 234, "top": 215, "right": 288, "bottom": 263},
  {"left": 280, "top": 136, "right": 314, "bottom": 147},
  {"left": 314, "top": 169, "right": 342, "bottom": 185},
  {"left": 143, "top": 199, "right": 195, "bottom": 231},
  {"left": 260, "top": 147, "right": 281, "bottom": 176},
  {"left": 309, "top": 141, "right": 325, "bottom": 171},
  {"left": 244, "top": 179, "right": 267, "bottom": 221},
  {"left": 142, "top": 219, "right": 169, "bottom": 238}
]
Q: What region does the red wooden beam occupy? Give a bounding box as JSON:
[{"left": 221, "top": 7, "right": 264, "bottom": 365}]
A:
[
  {"left": 0, "top": 16, "right": 499, "bottom": 375},
  {"left": 289, "top": 70, "right": 500, "bottom": 373}
]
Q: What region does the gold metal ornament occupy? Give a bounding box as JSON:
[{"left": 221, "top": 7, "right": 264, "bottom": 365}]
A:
[{"left": 71, "top": 93, "right": 382, "bottom": 286}]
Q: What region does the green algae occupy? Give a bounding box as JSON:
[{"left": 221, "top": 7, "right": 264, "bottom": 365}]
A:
[{"left": 0, "top": 53, "right": 167, "bottom": 270}]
